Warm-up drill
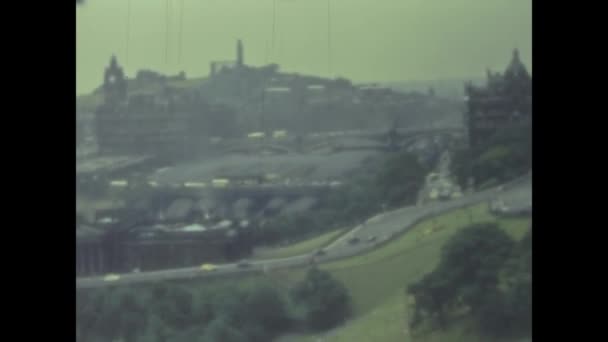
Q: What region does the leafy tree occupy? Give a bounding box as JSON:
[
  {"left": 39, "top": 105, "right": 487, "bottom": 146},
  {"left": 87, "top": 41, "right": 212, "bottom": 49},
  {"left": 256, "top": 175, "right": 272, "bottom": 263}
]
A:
[
  {"left": 192, "top": 289, "right": 216, "bottom": 327},
  {"left": 407, "top": 272, "right": 457, "bottom": 330},
  {"left": 407, "top": 223, "right": 516, "bottom": 331},
  {"left": 376, "top": 152, "right": 427, "bottom": 207},
  {"left": 200, "top": 318, "right": 247, "bottom": 342},
  {"left": 290, "top": 268, "right": 351, "bottom": 330},
  {"left": 94, "top": 288, "right": 148, "bottom": 342},
  {"left": 77, "top": 290, "right": 106, "bottom": 342},
  {"left": 210, "top": 286, "right": 248, "bottom": 326},
  {"left": 438, "top": 223, "right": 515, "bottom": 311},
  {"left": 450, "top": 148, "right": 473, "bottom": 188},
  {"left": 148, "top": 284, "right": 194, "bottom": 329},
  {"left": 135, "top": 314, "right": 176, "bottom": 342},
  {"left": 244, "top": 285, "right": 291, "bottom": 335}
]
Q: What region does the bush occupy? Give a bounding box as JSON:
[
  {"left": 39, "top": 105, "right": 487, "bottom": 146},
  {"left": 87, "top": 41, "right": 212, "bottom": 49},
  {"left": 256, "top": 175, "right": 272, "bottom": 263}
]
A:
[
  {"left": 244, "top": 285, "right": 292, "bottom": 335},
  {"left": 290, "top": 268, "right": 352, "bottom": 331},
  {"left": 407, "top": 225, "right": 532, "bottom": 337}
]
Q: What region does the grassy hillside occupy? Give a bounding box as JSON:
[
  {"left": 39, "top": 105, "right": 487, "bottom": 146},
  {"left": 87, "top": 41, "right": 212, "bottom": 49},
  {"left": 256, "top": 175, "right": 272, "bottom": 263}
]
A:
[
  {"left": 253, "top": 229, "right": 346, "bottom": 260},
  {"left": 274, "top": 203, "right": 530, "bottom": 342}
]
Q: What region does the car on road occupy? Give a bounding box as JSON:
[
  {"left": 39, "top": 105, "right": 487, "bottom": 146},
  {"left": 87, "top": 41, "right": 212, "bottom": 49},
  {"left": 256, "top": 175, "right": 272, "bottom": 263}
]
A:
[
  {"left": 348, "top": 237, "right": 360, "bottom": 245},
  {"left": 200, "top": 263, "right": 217, "bottom": 272},
  {"left": 103, "top": 274, "right": 120, "bottom": 282},
  {"left": 438, "top": 187, "right": 452, "bottom": 200},
  {"left": 426, "top": 173, "right": 440, "bottom": 184},
  {"left": 489, "top": 199, "right": 510, "bottom": 214},
  {"left": 315, "top": 249, "right": 327, "bottom": 256},
  {"left": 237, "top": 260, "right": 252, "bottom": 268}
]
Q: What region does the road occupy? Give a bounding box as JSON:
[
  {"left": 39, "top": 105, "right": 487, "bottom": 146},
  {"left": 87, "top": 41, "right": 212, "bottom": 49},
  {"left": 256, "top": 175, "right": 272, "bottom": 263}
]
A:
[{"left": 76, "top": 173, "right": 531, "bottom": 289}]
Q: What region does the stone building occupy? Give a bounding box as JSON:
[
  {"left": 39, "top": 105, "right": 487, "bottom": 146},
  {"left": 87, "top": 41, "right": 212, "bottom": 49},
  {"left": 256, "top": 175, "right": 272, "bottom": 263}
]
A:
[
  {"left": 465, "top": 49, "right": 532, "bottom": 149},
  {"left": 94, "top": 56, "right": 211, "bottom": 161},
  {"left": 210, "top": 39, "right": 245, "bottom": 77},
  {"left": 76, "top": 225, "right": 105, "bottom": 276}
]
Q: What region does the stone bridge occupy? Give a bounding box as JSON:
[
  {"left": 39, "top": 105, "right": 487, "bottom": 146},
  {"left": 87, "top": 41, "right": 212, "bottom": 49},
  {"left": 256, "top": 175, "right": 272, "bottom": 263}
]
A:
[{"left": 217, "top": 127, "right": 465, "bottom": 155}]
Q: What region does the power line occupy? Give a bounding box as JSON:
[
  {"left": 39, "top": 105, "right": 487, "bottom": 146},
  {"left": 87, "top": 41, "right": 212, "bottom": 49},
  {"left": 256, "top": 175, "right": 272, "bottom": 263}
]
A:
[
  {"left": 178, "top": 0, "right": 184, "bottom": 65},
  {"left": 327, "top": 0, "right": 332, "bottom": 78},
  {"left": 326, "top": 0, "right": 333, "bottom": 110},
  {"left": 164, "top": 0, "right": 170, "bottom": 65},
  {"left": 126, "top": 0, "right": 132, "bottom": 64},
  {"left": 272, "top": 0, "right": 277, "bottom": 60}
]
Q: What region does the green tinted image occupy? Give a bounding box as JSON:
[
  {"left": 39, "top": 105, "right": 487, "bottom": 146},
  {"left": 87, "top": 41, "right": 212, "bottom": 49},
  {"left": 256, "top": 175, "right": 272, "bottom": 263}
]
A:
[{"left": 77, "top": 1, "right": 531, "bottom": 341}]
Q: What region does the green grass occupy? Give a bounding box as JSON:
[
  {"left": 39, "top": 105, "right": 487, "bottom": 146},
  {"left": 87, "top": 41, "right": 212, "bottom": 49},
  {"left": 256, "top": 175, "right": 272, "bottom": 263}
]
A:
[
  {"left": 275, "top": 204, "right": 531, "bottom": 342},
  {"left": 253, "top": 229, "right": 346, "bottom": 260}
]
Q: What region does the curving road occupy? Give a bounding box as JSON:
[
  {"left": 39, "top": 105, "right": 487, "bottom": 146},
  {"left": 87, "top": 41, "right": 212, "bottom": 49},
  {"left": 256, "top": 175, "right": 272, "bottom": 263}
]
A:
[{"left": 76, "top": 173, "right": 531, "bottom": 290}]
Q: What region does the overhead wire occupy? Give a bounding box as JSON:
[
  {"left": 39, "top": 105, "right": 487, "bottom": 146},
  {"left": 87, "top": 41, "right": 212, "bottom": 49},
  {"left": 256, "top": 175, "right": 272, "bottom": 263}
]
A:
[
  {"left": 164, "top": 0, "right": 170, "bottom": 65},
  {"left": 326, "top": 0, "right": 333, "bottom": 111},
  {"left": 178, "top": 0, "right": 185, "bottom": 65},
  {"left": 126, "top": 0, "right": 132, "bottom": 64},
  {"left": 327, "top": 0, "right": 332, "bottom": 78},
  {"left": 272, "top": 0, "right": 277, "bottom": 59},
  {"left": 260, "top": 0, "right": 279, "bottom": 135}
]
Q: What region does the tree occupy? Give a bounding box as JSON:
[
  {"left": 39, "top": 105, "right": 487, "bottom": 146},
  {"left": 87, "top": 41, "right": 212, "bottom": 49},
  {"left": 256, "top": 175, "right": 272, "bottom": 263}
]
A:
[
  {"left": 290, "top": 268, "right": 351, "bottom": 330},
  {"left": 93, "top": 288, "right": 148, "bottom": 342},
  {"left": 148, "top": 284, "right": 194, "bottom": 329},
  {"left": 438, "top": 223, "right": 515, "bottom": 311},
  {"left": 407, "top": 223, "right": 516, "bottom": 331},
  {"left": 376, "top": 152, "right": 427, "bottom": 207},
  {"left": 244, "top": 285, "right": 291, "bottom": 335},
  {"left": 210, "top": 286, "right": 248, "bottom": 326},
  {"left": 77, "top": 290, "right": 107, "bottom": 342},
  {"left": 200, "top": 318, "right": 247, "bottom": 342},
  {"left": 450, "top": 148, "right": 473, "bottom": 188}
]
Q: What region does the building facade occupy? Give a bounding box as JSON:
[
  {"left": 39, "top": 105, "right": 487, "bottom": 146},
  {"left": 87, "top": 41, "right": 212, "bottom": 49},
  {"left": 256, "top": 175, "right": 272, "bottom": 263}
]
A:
[
  {"left": 95, "top": 56, "right": 209, "bottom": 161},
  {"left": 465, "top": 49, "right": 532, "bottom": 149}
]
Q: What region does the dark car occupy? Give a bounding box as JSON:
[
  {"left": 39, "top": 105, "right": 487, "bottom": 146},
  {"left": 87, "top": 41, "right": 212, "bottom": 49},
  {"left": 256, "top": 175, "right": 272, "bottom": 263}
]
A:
[
  {"left": 348, "top": 237, "right": 360, "bottom": 245},
  {"left": 315, "top": 249, "right": 327, "bottom": 256}
]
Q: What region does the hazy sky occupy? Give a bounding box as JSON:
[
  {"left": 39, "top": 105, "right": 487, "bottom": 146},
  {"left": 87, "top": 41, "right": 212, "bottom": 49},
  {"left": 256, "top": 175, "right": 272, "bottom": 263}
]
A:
[{"left": 76, "top": 0, "right": 531, "bottom": 95}]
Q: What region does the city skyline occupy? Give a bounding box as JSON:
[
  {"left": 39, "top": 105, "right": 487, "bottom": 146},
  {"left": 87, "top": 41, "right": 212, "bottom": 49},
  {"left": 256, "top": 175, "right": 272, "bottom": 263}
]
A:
[{"left": 77, "top": 0, "right": 531, "bottom": 95}]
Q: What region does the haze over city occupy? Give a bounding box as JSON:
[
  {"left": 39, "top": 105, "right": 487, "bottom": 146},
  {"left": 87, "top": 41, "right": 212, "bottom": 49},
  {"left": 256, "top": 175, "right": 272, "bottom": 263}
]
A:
[
  {"left": 77, "top": 0, "right": 531, "bottom": 95},
  {"left": 77, "top": 1, "right": 532, "bottom": 341}
]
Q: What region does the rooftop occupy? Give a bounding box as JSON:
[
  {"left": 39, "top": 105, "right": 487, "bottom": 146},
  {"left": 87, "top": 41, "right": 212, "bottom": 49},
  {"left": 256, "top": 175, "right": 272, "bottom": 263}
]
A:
[{"left": 76, "top": 155, "right": 152, "bottom": 175}]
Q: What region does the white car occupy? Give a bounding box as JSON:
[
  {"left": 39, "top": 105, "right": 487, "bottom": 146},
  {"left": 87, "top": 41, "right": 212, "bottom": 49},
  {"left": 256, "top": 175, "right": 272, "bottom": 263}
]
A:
[{"left": 103, "top": 274, "right": 120, "bottom": 282}]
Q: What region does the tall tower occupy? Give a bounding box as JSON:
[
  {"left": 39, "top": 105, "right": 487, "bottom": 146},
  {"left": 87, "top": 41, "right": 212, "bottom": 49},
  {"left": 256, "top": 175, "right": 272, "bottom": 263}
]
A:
[
  {"left": 103, "top": 55, "right": 127, "bottom": 105},
  {"left": 237, "top": 39, "right": 244, "bottom": 67}
]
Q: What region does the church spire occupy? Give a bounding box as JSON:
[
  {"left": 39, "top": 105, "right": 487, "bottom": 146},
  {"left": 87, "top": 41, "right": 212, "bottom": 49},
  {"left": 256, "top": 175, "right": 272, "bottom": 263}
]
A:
[{"left": 504, "top": 48, "right": 530, "bottom": 80}]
